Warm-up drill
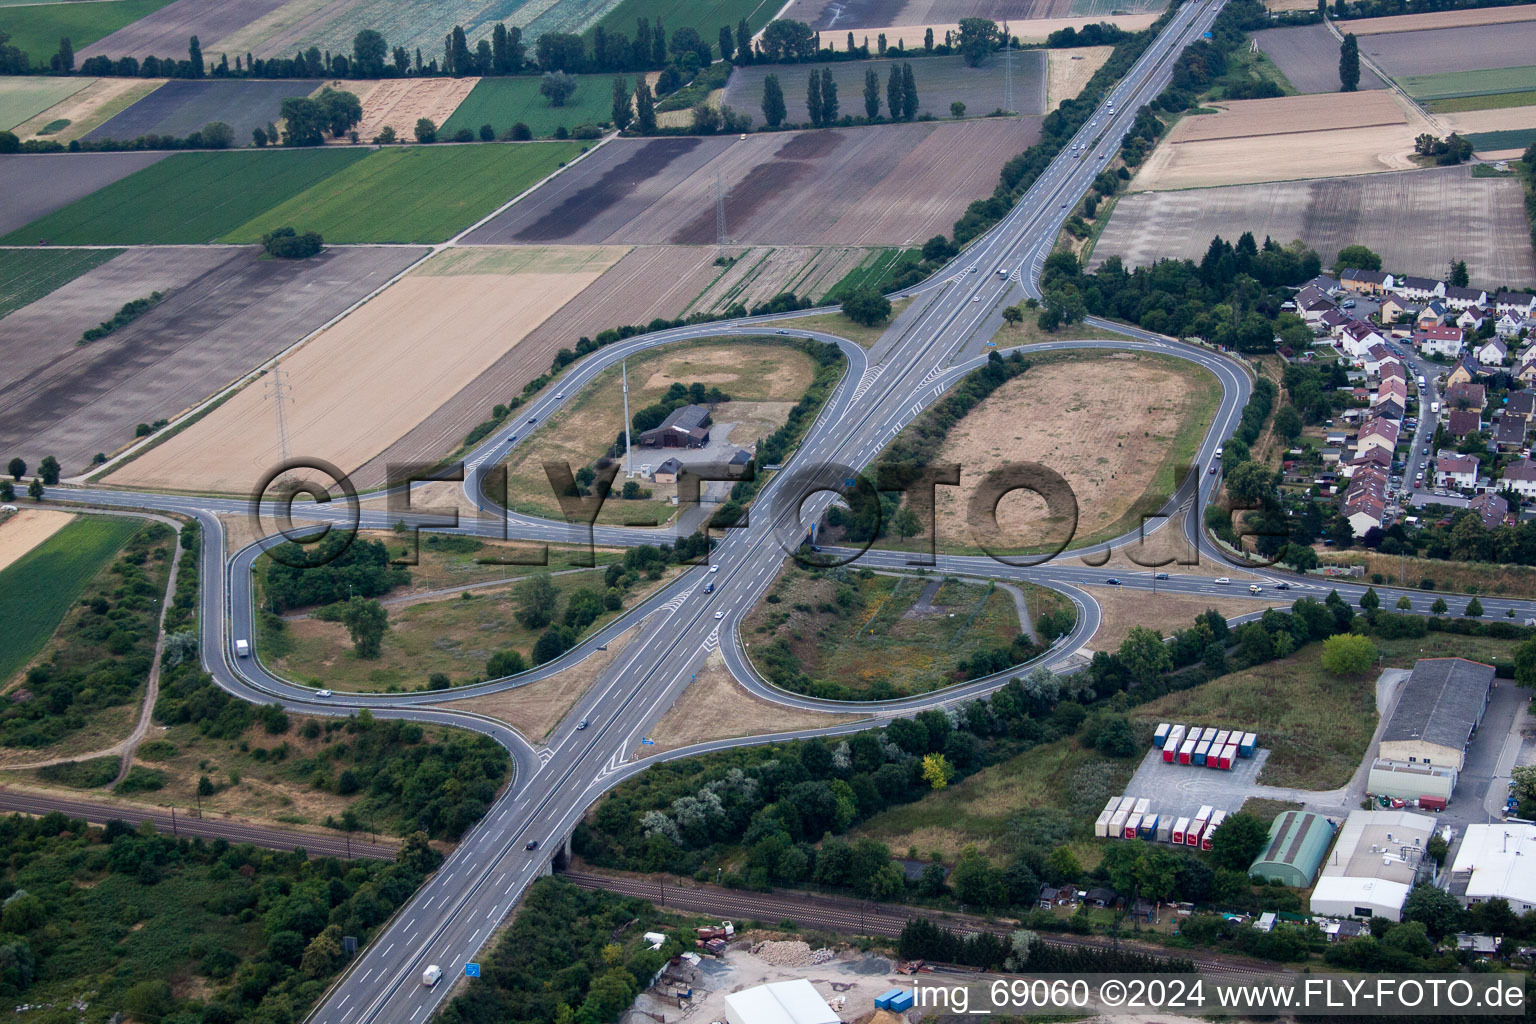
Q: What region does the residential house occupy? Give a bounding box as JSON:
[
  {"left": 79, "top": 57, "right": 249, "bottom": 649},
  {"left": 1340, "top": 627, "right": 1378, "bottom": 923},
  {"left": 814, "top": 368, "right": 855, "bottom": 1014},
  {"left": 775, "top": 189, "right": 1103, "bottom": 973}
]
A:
[
  {"left": 651, "top": 457, "right": 683, "bottom": 483},
  {"left": 1469, "top": 492, "right": 1510, "bottom": 528},
  {"left": 1038, "top": 884, "right": 1074, "bottom": 908},
  {"left": 1436, "top": 454, "right": 1480, "bottom": 490},
  {"left": 1342, "top": 268, "right": 1394, "bottom": 295},
  {"left": 1378, "top": 295, "right": 1414, "bottom": 325},
  {"left": 1444, "top": 285, "right": 1489, "bottom": 311},
  {"left": 1496, "top": 312, "right": 1526, "bottom": 340},
  {"left": 1342, "top": 465, "right": 1388, "bottom": 535},
  {"left": 1476, "top": 337, "right": 1508, "bottom": 365},
  {"left": 1446, "top": 354, "right": 1485, "bottom": 389},
  {"left": 1458, "top": 306, "right": 1493, "bottom": 332},
  {"left": 1393, "top": 275, "right": 1444, "bottom": 303},
  {"left": 1084, "top": 887, "right": 1118, "bottom": 908},
  {"left": 1447, "top": 409, "right": 1483, "bottom": 438},
  {"left": 1494, "top": 415, "right": 1527, "bottom": 452},
  {"left": 1304, "top": 273, "right": 1342, "bottom": 294},
  {"left": 1321, "top": 919, "right": 1368, "bottom": 943},
  {"left": 1355, "top": 416, "right": 1400, "bottom": 457},
  {"left": 1299, "top": 294, "right": 1338, "bottom": 325},
  {"left": 1319, "top": 308, "right": 1354, "bottom": 336},
  {"left": 1499, "top": 458, "right": 1536, "bottom": 500},
  {"left": 1415, "top": 325, "right": 1464, "bottom": 358},
  {"left": 1506, "top": 391, "right": 1535, "bottom": 422},
  {"left": 1381, "top": 361, "right": 1407, "bottom": 384},
  {"left": 1444, "top": 381, "right": 1486, "bottom": 410},
  {"left": 1494, "top": 291, "right": 1536, "bottom": 316},
  {"left": 1346, "top": 446, "right": 1392, "bottom": 478},
  {"left": 1363, "top": 343, "right": 1395, "bottom": 376},
  {"left": 1518, "top": 347, "right": 1536, "bottom": 384},
  {"left": 1341, "top": 321, "right": 1387, "bottom": 360},
  {"left": 1417, "top": 300, "right": 1452, "bottom": 329},
  {"left": 1374, "top": 377, "right": 1408, "bottom": 410}
]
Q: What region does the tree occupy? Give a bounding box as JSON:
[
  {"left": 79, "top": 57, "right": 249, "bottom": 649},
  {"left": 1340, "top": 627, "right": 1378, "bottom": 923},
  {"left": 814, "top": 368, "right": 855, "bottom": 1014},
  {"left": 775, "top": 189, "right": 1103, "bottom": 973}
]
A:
[
  {"left": 1464, "top": 596, "right": 1483, "bottom": 617},
  {"left": 36, "top": 456, "right": 58, "bottom": 485},
  {"left": 26, "top": 479, "right": 42, "bottom": 502},
  {"left": 414, "top": 117, "right": 437, "bottom": 143},
  {"left": 54, "top": 35, "right": 73, "bottom": 73},
  {"left": 1359, "top": 586, "right": 1379, "bottom": 611},
  {"left": 957, "top": 17, "right": 999, "bottom": 67},
  {"left": 516, "top": 573, "right": 560, "bottom": 629},
  {"left": 1118, "top": 625, "right": 1172, "bottom": 685},
  {"left": 317, "top": 86, "right": 362, "bottom": 137},
  {"left": 901, "top": 61, "right": 917, "bottom": 120},
  {"left": 737, "top": 19, "right": 752, "bottom": 64},
  {"left": 634, "top": 79, "right": 657, "bottom": 133},
  {"left": 841, "top": 286, "right": 891, "bottom": 326},
  {"left": 891, "top": 505, "right": 923, "bottom": 538},
  {"left": 1449, "top": 259, "right": 1469, "bottom": 288},
  {"left": 1431, "top": 596, "right": 1448, "bottom": 615},
  {"left": 0, "top": 131, "right": 17, "bottom": 155},
  {"left": 1209, "top": 812, "right": 1268, "bottom": 870},
  {"left": 864, "top": 66, "right": 880, "bottom": 119},
  {"left": 5, "top": 458, "right": 22, "bottom": 481},
  {"left": 352, "top": 29, "right": 387, "bottom": 76},
  {"left": 340, "top": 597, "right": 388, "bottom": 659},
  {"left": 279, "top": 96, "right": 327, "bottom": 145},
  {"left": 301, "top": 924, "right": 346, "bottom": 977},
  {"left": 1396, "top": 595, "right": 1412, "bottom": 610},
  {"left": 950, "top": 100, "right": 966, "bottom": 117},
  {"left": 1001, "top": 305, "right": 1023, "bottom": 325},
  {"left": 1282, "top": 542, "right": 1318, "bottom": 572},
  {"left": 1402, "top": 882, "right": 1463, "bottom": 938},
  {"left": 1338, "top": 32, "right": 1359, "bottom": 91},
  {"left": 199, "top": 120, "right": 234, "bottom": 148},
  {"left": 1320, "top": 632, "right": 1376, "bottom": 676},
  {"left": 720, "top": 25, "right": 735, "bottom": 62},
  {"left": 921, "top": 752, "right": 954, "bottom": 789},
  {"left": 950, "top": 845, "right": 1006, "bottom": 907},
  {"left": 610, "top": 75, "right": 632, "bottom": 130},
  {"left": 819, "top": 66, "right": 838, "bottom": 123},
  {"left": 262, "top": 226, "right": 323, "bottom": 258},
  {"left": 886, "top": 64, "right": 902, "bottom": 122},
  {"left": 761, "top": 73, "right": 786, "bottom": 127},
  {"left": 541, "top": 70, "right": 578, "bottom": 107},
  {"left": 0, "top": 481, "right": 12, "bottom": 502},
  {"left": 1335, "top": 244, "right": 1380, "bottom": 271}
]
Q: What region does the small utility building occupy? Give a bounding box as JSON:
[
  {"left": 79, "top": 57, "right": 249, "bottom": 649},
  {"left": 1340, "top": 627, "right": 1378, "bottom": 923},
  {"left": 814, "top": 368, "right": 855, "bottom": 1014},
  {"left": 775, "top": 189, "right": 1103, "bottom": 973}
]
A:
[
  {"left": 724, "top": 980, "right": 840, "bottom": 1024},
  {"left": 1310, "top": 810, "right": 1437, "bottom": 921},
  {"left": 1377, "top": 658, "right": 1494, "bottom": 774},
  {"left": 639, "top": 405, "right": 712, "bottom": 449},
  {"left": 1249, "top": 811, "right": 1335, "bottom": 888}
]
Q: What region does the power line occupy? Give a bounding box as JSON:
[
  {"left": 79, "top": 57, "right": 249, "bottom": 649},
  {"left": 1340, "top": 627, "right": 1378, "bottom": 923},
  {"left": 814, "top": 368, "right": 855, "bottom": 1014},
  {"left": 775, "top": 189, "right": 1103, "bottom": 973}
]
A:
[{"left": 267, "top": 363, "right": 294, "bottom": 470}]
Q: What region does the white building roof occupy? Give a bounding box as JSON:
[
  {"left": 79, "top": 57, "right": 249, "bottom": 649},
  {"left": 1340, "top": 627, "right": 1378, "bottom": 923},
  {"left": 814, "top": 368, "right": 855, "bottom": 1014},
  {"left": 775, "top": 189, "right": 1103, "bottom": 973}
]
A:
[
  {"left": 725, "top": 980, "right": 840, "bottom": 1024},
  {"left": 1449, "top": 824, "right": 1536, "bottom": 907},
  {"left": 1312, "top": 875, "right": 1414, "bottom": 913}
]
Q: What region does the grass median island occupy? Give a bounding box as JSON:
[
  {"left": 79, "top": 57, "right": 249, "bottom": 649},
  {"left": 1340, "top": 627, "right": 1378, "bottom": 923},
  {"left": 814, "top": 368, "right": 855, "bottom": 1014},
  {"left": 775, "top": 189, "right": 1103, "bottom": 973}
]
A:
[
  {"left": 741, "top": 562, "right": 1071, "bottom": 700},
  {"left": 0, "top": 247, "right": 122, "bottom": 319},
  {"left": 222, "top": 142, "right": 585, "bottom": 244},
  {"left": 0, "top": 148, "right": 370, "bottom": 245}
]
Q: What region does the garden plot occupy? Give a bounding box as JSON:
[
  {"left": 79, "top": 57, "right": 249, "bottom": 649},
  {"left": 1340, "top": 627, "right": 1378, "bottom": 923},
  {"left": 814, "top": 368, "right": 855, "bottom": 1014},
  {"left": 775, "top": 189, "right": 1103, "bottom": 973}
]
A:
[
  {"left": 1362, "top": 19, "right": 1536, "bottom": 77},
  {"left": 347, "top": 77, "right": 477, "bottom": 143},
  {"left": 107, "top": 246, "right": 617, "bottom": 495},
  {"left": 11, "top": 77, "right": 165, "bottom": 142},
  {"left": 0, "top": 76, "right": 92, "bottom": 131},
  {"left": 0, "top": 150, "right": 170, "bottom": 238},
  {"left": 84, "top": 78, "right": 323, "bottom": 143},
  {"left": 2, "top": 245, "right": 425, "bottom": 475},
  {"left": 1094, "top": 165, "right": 1536, "bottom": 286},
  {"left": 79, "top": 0, "right": 290, "bottom": 57},
  {"left": 722, "top": 52, "right": 1046, "bottom": 120},
  {"left": 466, "top": 118, "right": 1041, "bottom": 247},
  {"left": 1253, "top": 24, "right": 1385, "bottom": 93}
]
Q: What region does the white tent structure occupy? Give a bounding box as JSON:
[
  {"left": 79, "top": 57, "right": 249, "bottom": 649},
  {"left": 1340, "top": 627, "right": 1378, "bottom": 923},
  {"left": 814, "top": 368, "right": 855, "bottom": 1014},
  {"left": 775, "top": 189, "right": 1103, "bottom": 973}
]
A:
[{"left": 724, "top": 980, "right": 841, "bottom": 1024}]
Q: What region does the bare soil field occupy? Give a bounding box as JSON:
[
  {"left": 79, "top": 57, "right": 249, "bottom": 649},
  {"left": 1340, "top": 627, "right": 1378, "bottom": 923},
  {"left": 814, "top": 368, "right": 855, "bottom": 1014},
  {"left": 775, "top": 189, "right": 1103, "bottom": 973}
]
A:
[
  {"left": 1262, "top": 0, "right": 1315, "bottom": 12},
  {"left": 1441, "top": 103, "right": 1536, "bottom": 137},
  {"left": 84, "top": 78, "right": 323, "bottom": 144},
  {"left": 1087, "top": 587, "right": 1283, "bottom": 652},
  {"left": 108, "top": 246, "right": 614, "bottom": 494},
  {"left": 830, "top": 13, "right": 1158, "bottom": 46},
  {"left": 1172, "top": 91, "right": 1404, "bottom": 142},
  {"left": 466, "top": 119, "right": 1043, "bottom": 247},
  {"left": 80, "top": 0, "right": 290, "bottom": 57},
  {"left": 0, "top": 510, "right": 74, "bottom": 573},
  {"left": 1096, "top": 164, "right": 1536, "bottom": 284},
  {"left": 1340, "top": 5, "right": 1536, "bottom": 34},
  {"left": 1047, "top": 45, "right": 1113, "bottom": 106},
  {"left": 1254, "top": 24, "right": 1386, "bottom": 93},
  {"left": 682, "top": 246, "right": 871, "bottom": 315},
  {"left": 5, "top": 245, "right": 427, "bottom": 475},
  {"left": 353, "top": 244, "right": 729, "bottom": 488},
  {"left": 640, "top": 649, "right": 860, "bottom": 755},
  {"left": 1360, "top": 19, "right": 1536, "bottom": 76},
  {"left": 0, "top": 151, "right": 170, "bottom": 237},
  {"left": 12, "top": 77, "right": 166, "bottom": 142},
  {"left": 726, "top": 52, "right": 1046, "bottom": 118},
  {"left": 346, "top": 77, "right": 477, "bottom": 144},
  {"left": 781, "top": 0, "right": 1073, "bottom": 29}
]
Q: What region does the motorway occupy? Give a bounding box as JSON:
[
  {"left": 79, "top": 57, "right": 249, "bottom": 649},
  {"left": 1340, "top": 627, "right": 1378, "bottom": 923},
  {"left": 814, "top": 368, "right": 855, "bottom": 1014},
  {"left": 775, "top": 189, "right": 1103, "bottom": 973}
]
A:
[{"left": 31, "top": 3, "right": 1536, "bottom": 1021}]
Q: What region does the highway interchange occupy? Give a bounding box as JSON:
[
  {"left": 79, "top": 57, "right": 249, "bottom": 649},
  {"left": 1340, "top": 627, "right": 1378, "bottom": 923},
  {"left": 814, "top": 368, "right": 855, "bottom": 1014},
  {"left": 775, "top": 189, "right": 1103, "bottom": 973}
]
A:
[{"left": 39, "top": 2, "right": 1536, "bottom": 1020}]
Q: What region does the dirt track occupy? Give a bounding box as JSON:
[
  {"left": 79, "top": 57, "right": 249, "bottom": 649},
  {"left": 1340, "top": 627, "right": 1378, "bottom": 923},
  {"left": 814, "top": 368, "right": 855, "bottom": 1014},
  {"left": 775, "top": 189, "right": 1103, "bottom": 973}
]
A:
[{"left": 466, "top": 120, "right": 1042, "bottom": 247}]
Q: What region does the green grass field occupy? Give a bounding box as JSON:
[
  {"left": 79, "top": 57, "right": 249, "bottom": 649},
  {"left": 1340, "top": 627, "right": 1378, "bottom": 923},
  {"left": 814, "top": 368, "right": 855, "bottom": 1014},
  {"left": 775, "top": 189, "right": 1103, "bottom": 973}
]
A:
[
  {"left": 0, "top": 0, "right": 178, "bottom": 62},
  {"left": 592, "top": 0, "right": 779, "bottom": 39},
  {"left": 0, "top": 148, "right": 370, "bottom": 245},
  {"left": 1467, "top": 127, "right": 1536, "bottom": 153},
  {"left": 441, "top": 75, "right": 619, "bottom": 139},
  {"left": 0, "top": 75, "right": 89, "bottom": 130},
  {"left": 1426, "top": 89, "right": 1536, "bottom": 113},
  {"left": 1398, "top": 65, "right": 1536, "bottom": 101},
  {"left": 0, "top": 515, "right": 142, "bottom": 685},
  {"left": 0, "top": 247, "right": 121, "bottom": 319},
  {"left": 222, "top": 142, "right": 584, "bottom": 244},
  {"left": 822, "top": 248, "right": 922, "bottom": 302}
]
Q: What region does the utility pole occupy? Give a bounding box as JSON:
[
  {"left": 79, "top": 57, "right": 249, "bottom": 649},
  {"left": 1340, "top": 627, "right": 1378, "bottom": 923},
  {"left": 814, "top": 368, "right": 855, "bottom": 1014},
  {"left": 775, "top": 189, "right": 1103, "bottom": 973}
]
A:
[
  {"left": 267, "top": 362, "right": 294, "bottom": 481},
  {"left": 623, "top": 359, "right": 634, "bottom": 477}
]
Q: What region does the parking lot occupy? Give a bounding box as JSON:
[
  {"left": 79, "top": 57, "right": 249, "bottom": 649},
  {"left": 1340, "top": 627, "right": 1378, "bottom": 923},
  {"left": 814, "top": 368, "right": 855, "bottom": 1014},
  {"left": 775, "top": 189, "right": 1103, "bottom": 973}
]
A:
[{"left": 1124, "top": 746, "right": 1273, "bottom": 821}]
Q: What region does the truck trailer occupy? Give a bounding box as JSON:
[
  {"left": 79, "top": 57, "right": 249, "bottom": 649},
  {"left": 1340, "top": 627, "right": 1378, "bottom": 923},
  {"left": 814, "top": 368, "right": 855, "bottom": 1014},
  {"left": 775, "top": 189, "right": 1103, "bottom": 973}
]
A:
[
  {"left": 1139, "top": 813, "right": 1158, "bottom": 840},
  {"left": 1123, "top": 812, "right": 1142, "bottom": 838},
  {"left": 1193, "top": 740, "right": 1211, "bottom": 766},
  {"left": 1187, "top": 805, "right": 1212, "bottom": 846},
  {"left": 1154, "top": 723, "right": 1171, "bottom": 748},
  {"left": 1156, "top": 815, "right": 1173, "bottom": 843},
  {"left": 1202, "top": 810, "right": 1227, "bottom": 850},
  {"left": 1094, "top": 810, "right": 1114, "bottom": 837},
  {"left": 1171, "top": 816, "right": 1191, "bottom": 844},
  {"left": 1178, "top": 739, "right": 1196, "bottom": 764},
  {"left": 1239, "top": 732, "right": 1257, "bottom": 757}
]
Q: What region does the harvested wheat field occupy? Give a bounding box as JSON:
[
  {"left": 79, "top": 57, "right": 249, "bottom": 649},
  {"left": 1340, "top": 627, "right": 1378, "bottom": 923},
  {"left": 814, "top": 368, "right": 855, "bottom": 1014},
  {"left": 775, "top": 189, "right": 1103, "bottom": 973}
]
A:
[
  {"left": 640, "top": 649, "right": 862, "bottom": 756},
  {"left": 1439, "top": 104, "right": 1536, "bottom": 137},
  {"left": 1048, "top": 45, "right": 1113, "bottom": 107},
  {"left": 108, "top": 246, "right": 623, "bottom": 494},
  {"left": 344, "top": 77, "right": 477, "bottom": 143},
  {"left": 12, "top": 78, "right": 165, "bottom": 143},
  {"left": 352, "top": 244, "right": 737, "bottom": 488},
  {"left": 0, "top": 510, "right": 75, "bottom": 572},
  {"left": 1338, "top": 5, "right": 1536, "bottom": 34},
  {"left": 894, "top": 352, "right": 1220, "bottom": 554},
  {"left": 1173, "top": 91, "right": 1405, "bottom": 142},
  {"left": 467, "top": 119, "right": 1042, "bottom": 247},
  {"left": 1094, "top": 164, "right": 1536, "bottom": 285}
]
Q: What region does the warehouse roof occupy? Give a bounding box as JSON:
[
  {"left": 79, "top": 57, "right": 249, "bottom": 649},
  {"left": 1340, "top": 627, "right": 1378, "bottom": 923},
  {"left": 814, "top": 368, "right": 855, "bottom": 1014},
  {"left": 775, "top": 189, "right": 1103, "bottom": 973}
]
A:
[
  {"left": 1380, "top": 658, "right": 1493, "bottom": 751},
  {"left": 1449, "top": 824, "right": 1536, "bottom": 908},
  {"left": 1249, "top": 811, "right": 1335, "bottom": 886},
  {"left": 725, "top": 980, "right": 840, "bottom": 1024}
]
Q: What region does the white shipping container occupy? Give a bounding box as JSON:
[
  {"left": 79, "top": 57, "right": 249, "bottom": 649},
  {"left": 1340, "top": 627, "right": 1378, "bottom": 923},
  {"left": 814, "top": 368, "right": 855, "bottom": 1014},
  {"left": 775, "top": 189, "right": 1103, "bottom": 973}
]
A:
[
  {"left": 1109, "top": 809, "right": 1129, "bottom": 835},
  {"left": 1172, "top": 816, "right": 1191, "bottom": 844},
  {"left": 1117, "top": 795, "right": 1137, "bottom": 812},
  {"left": 1186, "top": 727, "right": 1205, "bottom": 745},
  {"left": 1123, "top": 813, "right": 1142, "bottom": 838},
  {"left": 1095, "top": 809, "right": 1114, "bottom": 838},
  {"left": 1211, "top": 730, "right": 1230, "bottom": 749},
  {"left": 1166, "top": 724, "right": 1187, "bottom": 748},
  {"left": 1133, "top": 797, "right": 1150, "bottom": 815},
  {"left": 1156, "top": 816, "right": 1173, "bottom": 843},
  {"left": 1104, "top": 795, "right": 1121, "bottom": 814}
]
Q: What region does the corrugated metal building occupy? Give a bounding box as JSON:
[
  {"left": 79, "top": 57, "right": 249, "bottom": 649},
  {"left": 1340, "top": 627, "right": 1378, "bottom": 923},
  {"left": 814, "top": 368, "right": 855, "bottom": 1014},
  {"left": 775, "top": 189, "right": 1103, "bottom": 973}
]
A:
[
  {"left": 1377, "top": 658, "right": 1494, "bottom": 773},
  {"left": 1310, "top": 810, "right": 1437, "bottom": 921},
  {"left": 1248, "top": 811, "right": 1336, "bottom": 888}
]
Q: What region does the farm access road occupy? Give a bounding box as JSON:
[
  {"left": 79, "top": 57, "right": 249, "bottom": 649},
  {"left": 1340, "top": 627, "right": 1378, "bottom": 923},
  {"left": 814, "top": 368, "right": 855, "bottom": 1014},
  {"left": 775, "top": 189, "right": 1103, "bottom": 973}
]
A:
[{"left": 45, "top": 4, "right": 1523, "bottom": 1024}]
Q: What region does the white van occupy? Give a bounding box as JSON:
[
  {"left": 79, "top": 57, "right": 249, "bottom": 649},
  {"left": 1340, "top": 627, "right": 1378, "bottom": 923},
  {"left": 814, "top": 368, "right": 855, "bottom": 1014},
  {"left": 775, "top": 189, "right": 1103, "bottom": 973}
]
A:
[
  {"left": 422, "top": 965, "right": 443, "bottom": 987},
  {"left": 235, "top": 639, "right": 250, "bottom": 658}
]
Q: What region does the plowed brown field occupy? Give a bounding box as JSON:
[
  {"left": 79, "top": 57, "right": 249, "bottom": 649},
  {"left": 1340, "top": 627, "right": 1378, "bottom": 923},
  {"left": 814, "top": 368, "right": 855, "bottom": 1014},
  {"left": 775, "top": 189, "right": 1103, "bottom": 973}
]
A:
[
  {"left": 107, "top": 246, "right": 622, "bottom": 494},
  {"left": 1171, "top": 91, "right": 1405, "bottom": 142},
  {"left": 1338, "top": 6, "right": 1536, "bottom": 34},
  {"left": 345, "top": 77, "right": 477, "bottom": 143}
]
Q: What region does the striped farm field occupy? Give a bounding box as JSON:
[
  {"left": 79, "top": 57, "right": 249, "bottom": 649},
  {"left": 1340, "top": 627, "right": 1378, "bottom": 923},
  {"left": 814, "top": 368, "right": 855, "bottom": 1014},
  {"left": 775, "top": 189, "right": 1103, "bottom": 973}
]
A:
[
  {"left": 0, "top": 0, "right": 177, "bottom": 62},
  {"left": 0, "top": 248, "right": 121, "bottom": 320},
  {"left": 0, "top": 148, "right": 369, "bottom": 245},
  {"left": 1427, "top": 89, "right": 1536, "bottom": 113},
  {"left": 0, "top": 516, "right": 142, "bottom": 685},
  {"left": 1398, "top": 65, "right": 1536, "bottom": 101},
  {"left": 222, "top": 142, "right": 585, "bottom": 244},
  {"left": 1466, "top": 127, "right": 1536, "bottom": 153},
  {"left": 441, "top": 75, "right": 619, "bottom": 140}
]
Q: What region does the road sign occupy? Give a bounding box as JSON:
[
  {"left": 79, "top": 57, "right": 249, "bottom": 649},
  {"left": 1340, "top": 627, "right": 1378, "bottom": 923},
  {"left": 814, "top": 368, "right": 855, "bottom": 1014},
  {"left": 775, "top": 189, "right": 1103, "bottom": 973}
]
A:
[{"left": 465, "top": 963, "right": 481, "bottom": 978}]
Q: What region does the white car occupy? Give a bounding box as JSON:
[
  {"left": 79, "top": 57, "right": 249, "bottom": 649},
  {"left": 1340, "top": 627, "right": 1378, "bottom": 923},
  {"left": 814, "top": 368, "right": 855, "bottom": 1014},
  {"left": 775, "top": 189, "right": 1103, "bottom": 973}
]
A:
[
  {"left": 714, "top": 611, "right": 725, "bottom": 619},
  {"left": 0, "top": 504, "right": 15, "bottom": 513},
  {"left": 316, "top": 689, "right": 332, "bottom": 697},
  {"left": 555, "top": 392, "right": 565, "bottom": 400},
  {"left": 709, "top": 564, "right": 720, "bottom": 573},
  {"left": 1214, "top": 577, "right": 1231, "bottom": 585},
  {"left": 972, "top": 295, "right": 981, "bottom": 302},
  {"left": 1248, "top": 584, "right": 1262, "bottom": 594}
]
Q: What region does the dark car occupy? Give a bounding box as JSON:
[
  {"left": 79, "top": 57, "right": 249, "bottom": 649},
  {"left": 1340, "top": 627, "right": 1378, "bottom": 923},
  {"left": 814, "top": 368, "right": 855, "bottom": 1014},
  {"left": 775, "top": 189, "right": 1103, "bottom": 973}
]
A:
[
  {"left": 576, "top": 719, "right": 589, "bottom": 730},
  {"left": 1275, "top": 582, "right": 1291, "bottom": 590},
  {"left": 1154, "top": 572, "right": 1170, "bottom": 580},
  {"left": 527, "top": 416, "right": 538, "bottom": 425},
  {"left": 1208, "top": 464, "right": 1218, "bottom": 474},
  {"left": 525, "top": 839, "right": 540, "bottom": 851},
  {"left": 1106, "top": 577, "right": 1121, "bottom": 585}
]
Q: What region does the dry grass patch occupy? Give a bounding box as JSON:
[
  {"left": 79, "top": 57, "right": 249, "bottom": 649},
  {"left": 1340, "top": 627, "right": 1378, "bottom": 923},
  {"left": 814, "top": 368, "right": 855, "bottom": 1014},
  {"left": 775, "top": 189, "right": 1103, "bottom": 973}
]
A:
[
  {"left": 1172, "top": 91, "right": 1406, "bottom": 143},
  {"left": 640, "top": 649, "right": 862, "bottom": 755},
  {"left": 1339, "top": 6, "right": 1536, "bottom": 33},
  {"left": 0, "top": 509, "right": 74, "bottom": 572},
  {"left": 448, "top": 623, "right": 641, "bottom": 742},
  {"left": 108, "top": 246, "right": 622, "bottom": 494},
  {"left": 1086, "top": 587, "right": 1284, "bottom": 653},
  {"left": 1047, "top": 46, "right": 1114, "bottom": 107},
  {"left": 0, "top": 702, "right": 138, "bottom": 769},
  {"left": 789, "top": 297, "right": 915, "bottom": 347},
  {"left": 1440, "top": 104, "right": 1536, "bottom": 136},
  {"left": 1319, "top": 548, "right": 1536, "bottom": 598},
  {"left": 342, "top": 77, "right": 477, "bottom": 143}
]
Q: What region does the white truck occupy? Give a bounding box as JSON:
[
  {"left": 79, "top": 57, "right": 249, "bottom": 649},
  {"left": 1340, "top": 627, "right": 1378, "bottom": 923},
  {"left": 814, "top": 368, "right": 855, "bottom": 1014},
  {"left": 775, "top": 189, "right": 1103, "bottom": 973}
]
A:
[
  {"left": 422, "top": 965, "right": 443, "bottom": 987},
  {"left": 1430, "top": 401, "right": 1440, "bottom": 414},
  {"left": 235, "top": 639, "right": 250, "bottom": 658}
]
